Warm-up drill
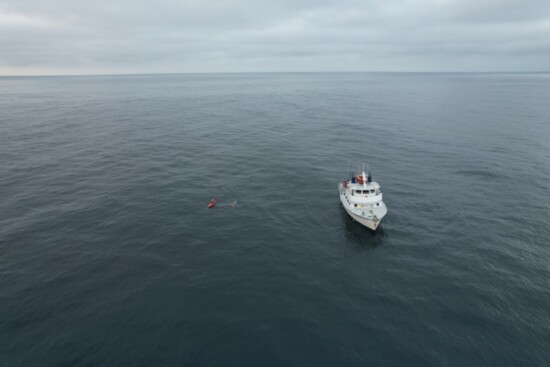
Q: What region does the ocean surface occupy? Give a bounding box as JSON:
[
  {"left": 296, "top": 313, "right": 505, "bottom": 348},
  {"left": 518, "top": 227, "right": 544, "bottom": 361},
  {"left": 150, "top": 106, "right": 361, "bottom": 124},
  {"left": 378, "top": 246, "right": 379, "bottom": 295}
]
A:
[{"left": 1, "top": 73, "right": 549, "bottom": 366}]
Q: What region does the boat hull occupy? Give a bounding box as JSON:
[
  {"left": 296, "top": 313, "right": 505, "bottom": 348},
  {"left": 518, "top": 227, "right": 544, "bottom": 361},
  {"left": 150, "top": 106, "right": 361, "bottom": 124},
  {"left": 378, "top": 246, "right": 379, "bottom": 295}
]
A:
[
  {"left": 341, "top": 204, "right": 381, "bottom": 230},
  {"left": 338, "top": 182, "right": 385, "bottom": 231}
]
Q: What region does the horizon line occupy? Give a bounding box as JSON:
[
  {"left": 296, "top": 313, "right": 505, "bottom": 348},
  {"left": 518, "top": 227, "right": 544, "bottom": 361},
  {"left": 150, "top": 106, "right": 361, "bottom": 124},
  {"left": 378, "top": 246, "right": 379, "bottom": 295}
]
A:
[{"left": 1, "top": 70, "right": 549, "bottom": 78}]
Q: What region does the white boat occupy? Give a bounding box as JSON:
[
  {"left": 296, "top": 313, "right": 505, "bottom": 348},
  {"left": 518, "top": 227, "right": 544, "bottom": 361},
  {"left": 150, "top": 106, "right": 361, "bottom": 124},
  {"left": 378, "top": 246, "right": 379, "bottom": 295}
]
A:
[{"left": 338, "top": 168, "right": 388, "bottom": 231}]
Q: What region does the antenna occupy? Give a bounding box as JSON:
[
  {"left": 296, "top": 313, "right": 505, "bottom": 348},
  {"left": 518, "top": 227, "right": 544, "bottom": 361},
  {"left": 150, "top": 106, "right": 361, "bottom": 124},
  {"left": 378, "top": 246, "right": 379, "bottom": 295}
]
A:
[{"left": 362, "top": 163, "right": 367, "bottom": 188}]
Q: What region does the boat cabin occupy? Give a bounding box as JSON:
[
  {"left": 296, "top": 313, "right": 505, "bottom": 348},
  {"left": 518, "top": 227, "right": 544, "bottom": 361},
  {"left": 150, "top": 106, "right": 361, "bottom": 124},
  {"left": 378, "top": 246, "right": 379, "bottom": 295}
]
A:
[
  {"left": 352, "top": 188, "right": 378, "bottom": 195},
  {"left": 343, "top": 171, "right": 382, "bottom": 198}
]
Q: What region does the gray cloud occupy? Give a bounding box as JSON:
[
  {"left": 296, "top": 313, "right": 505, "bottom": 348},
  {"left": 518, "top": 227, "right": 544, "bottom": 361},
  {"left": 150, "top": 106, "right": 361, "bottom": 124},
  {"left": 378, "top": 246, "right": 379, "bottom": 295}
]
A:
[{"left": 0, "top": 0, "right": 549, "bottom": 74}]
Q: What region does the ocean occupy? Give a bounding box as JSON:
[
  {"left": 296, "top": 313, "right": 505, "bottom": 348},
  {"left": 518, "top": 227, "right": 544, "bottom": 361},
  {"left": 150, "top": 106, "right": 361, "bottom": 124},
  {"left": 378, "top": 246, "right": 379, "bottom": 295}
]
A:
[{"left": 1, "top": 73, "right": 549, "bottom": 366}]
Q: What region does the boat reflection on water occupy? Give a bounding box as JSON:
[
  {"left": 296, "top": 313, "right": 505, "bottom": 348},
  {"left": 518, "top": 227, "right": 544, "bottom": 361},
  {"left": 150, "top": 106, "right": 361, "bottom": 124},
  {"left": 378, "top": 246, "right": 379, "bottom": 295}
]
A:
[{"left": 340, "top": 206, "right": 389, "bottom": 252}]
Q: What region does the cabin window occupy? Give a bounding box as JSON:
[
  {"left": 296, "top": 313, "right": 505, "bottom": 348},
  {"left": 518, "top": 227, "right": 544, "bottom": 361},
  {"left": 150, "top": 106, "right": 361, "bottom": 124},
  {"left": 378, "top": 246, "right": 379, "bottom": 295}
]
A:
[
  {"left": 354, "top": 204, "right": 357, "bottom": 207},
  {"left": 370, "top": 189, "right": 375, "bottom": 193},
  {"left": 355, "top": 190, "right": 361, "bottom": 194}
]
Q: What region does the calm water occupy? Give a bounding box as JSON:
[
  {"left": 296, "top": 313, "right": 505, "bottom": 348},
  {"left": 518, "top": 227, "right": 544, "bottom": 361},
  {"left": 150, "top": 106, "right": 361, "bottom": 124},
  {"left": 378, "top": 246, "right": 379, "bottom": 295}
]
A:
[{"left": 1, "top": 73, "right": 549, "bottom": 366}]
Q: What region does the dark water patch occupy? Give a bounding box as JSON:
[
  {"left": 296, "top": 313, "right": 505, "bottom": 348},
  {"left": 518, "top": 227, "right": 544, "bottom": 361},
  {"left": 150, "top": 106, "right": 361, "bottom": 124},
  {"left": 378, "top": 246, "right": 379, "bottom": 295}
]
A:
[{"left": 455, "top": 169, "right": 506, "bottom": 181}]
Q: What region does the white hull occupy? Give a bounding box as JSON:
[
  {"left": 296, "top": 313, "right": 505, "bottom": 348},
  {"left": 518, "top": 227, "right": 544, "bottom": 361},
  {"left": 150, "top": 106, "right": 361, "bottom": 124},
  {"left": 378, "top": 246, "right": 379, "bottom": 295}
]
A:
[
  {"left": 338, "top": 181, "right": 387, "bottom": 231},
  {"left": 341, "top": 204, "right": 381, "bottom": 231}
]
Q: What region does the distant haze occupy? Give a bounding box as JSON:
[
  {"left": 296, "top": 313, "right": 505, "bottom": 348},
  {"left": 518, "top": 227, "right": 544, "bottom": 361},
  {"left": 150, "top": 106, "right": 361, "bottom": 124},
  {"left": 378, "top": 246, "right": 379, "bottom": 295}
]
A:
[{"left": 1, "top": 0, "right": 549, "bottom": 75}]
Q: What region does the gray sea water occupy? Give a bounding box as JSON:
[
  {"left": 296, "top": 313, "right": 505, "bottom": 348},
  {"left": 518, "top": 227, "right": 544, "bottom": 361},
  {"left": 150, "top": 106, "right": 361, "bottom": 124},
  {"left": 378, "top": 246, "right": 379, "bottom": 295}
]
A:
[{"left": 1, "top": 73, "right": 549, "bottom": 366}]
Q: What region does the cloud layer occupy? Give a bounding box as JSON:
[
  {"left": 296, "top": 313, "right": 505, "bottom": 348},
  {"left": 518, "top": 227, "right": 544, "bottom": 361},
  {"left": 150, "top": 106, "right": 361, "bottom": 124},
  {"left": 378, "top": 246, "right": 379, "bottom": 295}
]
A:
[{"left": 1, "top": 0, "right": 549, "bottom": 75}]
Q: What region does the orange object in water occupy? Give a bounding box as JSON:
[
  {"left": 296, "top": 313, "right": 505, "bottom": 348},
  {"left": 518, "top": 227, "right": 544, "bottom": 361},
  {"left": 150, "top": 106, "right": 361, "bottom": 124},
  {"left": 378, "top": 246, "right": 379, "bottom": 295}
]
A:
[{"left": 208, "top": 198, "right": 217, "bottom": 209}]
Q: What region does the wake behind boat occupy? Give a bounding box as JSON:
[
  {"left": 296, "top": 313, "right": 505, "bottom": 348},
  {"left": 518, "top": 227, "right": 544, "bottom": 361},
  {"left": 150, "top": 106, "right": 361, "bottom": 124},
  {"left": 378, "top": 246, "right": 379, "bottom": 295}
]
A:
[
  {"left": 338, "top": 168, "right": 387, "bottom": 231},
  {"left": 207, "top": 198, "right": 237, "bottom": 209}
]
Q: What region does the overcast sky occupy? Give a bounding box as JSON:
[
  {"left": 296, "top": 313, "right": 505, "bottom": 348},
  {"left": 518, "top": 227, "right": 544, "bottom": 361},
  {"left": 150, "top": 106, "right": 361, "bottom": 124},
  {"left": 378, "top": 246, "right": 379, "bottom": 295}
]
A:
[{"left": 1, "top": 0, "right": 549, "bottom": 75}]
